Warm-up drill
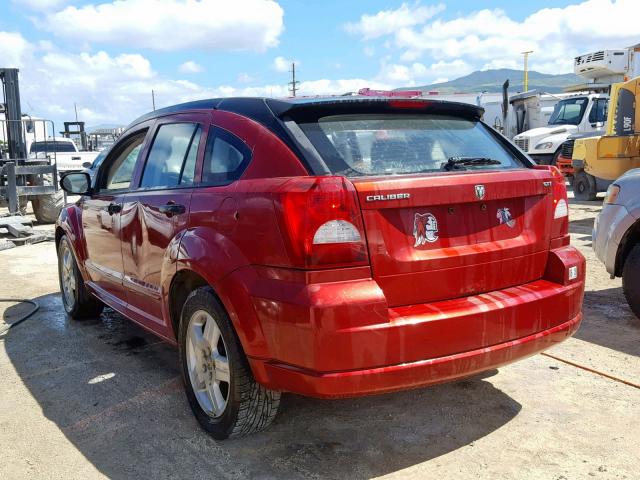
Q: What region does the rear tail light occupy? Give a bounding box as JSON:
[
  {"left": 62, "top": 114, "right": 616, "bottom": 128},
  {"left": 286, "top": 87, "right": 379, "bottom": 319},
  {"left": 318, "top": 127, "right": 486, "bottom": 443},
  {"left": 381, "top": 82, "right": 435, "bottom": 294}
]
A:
[
  {"left": 275, "top": 176, "right": 369, "bottom": 269},
  {"left": 535, "top": 165, "right": 569, "bottom": 242}
]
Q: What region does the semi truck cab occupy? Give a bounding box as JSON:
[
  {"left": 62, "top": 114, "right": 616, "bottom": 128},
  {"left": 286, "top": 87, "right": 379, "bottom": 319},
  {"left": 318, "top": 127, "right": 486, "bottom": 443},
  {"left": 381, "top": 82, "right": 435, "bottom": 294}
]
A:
[{"left": 513, "top": 93, "right": 609, "bottom": 165}]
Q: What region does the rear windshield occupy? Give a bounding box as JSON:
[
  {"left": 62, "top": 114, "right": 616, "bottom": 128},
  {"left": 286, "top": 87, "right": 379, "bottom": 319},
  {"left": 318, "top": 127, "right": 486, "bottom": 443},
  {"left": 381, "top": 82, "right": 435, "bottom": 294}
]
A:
[
  {"left": 297, "top": 114, "right": 526, "bottom": 177},
  {"left": 30, "top": 141, "right": 76, "bottom": 153}
]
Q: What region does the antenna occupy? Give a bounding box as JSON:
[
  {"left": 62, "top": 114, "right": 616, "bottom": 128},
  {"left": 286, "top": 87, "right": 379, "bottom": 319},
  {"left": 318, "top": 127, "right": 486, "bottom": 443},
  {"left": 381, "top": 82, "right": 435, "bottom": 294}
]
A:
[
  {"left": 288, "top": 62, "right": 300, "bottom": 97},
  {"left": 151, "top": 89, "right": 156, "bottom": 111}
]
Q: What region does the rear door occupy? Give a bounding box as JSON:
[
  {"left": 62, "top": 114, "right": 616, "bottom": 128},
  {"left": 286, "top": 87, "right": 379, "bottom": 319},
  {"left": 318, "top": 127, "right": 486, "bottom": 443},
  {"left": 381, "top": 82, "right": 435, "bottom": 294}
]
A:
[
  {"left": 353, "top": 169, "right": 553, "bottom": 306},
  {"left": 295, "top": 110, "right": 556, "bottom": 307},
  {"left": 121, "top": 115, "right": 207, "bottom": 331}
]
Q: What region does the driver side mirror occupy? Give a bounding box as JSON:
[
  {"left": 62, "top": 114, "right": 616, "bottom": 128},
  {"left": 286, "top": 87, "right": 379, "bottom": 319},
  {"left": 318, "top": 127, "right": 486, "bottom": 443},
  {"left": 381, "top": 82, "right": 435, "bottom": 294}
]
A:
[{"left": 60, "top": 172, "right": 91, "bottom": 195}]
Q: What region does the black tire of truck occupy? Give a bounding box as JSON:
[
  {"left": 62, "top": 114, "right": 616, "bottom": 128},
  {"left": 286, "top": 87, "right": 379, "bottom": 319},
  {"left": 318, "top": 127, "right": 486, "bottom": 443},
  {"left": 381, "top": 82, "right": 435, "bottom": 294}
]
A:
[
  {"left": 573, "top": 171, "right": 598, "bottom": 201},
  {"left": 32, "top": 190, "right": 64, "bottom": 224},
  {"left": 551, "top": 149, "right": 561, "bottom": 166}
]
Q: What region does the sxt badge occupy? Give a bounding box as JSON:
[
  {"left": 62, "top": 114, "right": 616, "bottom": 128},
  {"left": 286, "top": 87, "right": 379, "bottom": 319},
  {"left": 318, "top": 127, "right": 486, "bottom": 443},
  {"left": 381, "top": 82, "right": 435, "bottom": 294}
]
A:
[{"left": 413, "top": 213, "right": 439, "bottom": 246}]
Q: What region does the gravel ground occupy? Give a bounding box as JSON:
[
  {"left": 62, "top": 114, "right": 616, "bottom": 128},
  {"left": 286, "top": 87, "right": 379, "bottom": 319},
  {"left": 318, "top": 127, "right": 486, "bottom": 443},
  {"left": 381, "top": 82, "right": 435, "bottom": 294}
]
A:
[{"left": 0, "top": 198, "right": 638, "bottom": 480}]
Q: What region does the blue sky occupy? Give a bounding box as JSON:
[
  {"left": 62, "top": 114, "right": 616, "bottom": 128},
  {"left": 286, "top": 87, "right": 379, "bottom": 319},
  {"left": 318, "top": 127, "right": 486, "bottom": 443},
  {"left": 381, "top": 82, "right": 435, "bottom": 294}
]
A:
[{"left": 1, "top": 0, "right": 639, "bottom": 126}]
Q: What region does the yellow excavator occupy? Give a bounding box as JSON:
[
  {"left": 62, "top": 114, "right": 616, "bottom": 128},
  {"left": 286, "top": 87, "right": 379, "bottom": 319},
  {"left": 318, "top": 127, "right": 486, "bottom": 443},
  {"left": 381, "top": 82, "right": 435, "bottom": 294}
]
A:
[{"left": 572, "top": 76, "right": 640, "bottom": 200}]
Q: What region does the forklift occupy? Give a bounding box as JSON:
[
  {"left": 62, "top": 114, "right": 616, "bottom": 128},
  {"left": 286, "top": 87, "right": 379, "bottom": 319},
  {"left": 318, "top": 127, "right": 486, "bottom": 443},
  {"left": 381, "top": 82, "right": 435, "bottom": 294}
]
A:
[{"left": 0, "top": 68, "right": 61, "bottom": 223}]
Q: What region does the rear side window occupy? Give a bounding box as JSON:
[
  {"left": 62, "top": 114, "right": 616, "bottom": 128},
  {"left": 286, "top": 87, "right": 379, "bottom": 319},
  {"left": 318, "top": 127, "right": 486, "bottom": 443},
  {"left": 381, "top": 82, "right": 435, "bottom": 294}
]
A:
[
  {"left": 30, "top": 141, "right": 76, "bottom": 153},
  {"left": 201, "top": 127, "right": 251, "bottom": 185},
  {"left": 140, "top": 123, "right": 201, "bottom": 189},
  {"left": 297, "top": 114, "right": 525, "bottom": 177}
]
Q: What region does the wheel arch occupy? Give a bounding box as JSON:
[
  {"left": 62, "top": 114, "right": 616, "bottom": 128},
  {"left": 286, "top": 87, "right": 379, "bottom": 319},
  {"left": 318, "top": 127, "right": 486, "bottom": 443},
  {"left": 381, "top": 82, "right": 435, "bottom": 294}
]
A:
[{"left": 615, "top": 218, "right": 640, "bottom": 277}]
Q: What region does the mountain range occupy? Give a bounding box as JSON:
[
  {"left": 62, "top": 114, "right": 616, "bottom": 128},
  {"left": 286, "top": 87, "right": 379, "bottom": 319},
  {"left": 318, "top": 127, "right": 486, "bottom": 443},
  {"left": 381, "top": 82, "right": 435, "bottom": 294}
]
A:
[{"left": 397, "top": 68, "right": 583, "bottom": 94}]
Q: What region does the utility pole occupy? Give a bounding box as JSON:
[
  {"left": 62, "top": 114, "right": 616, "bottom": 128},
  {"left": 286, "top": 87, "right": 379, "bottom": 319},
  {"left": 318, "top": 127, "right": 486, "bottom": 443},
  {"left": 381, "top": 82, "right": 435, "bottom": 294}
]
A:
[
  {"left": 288, "top": 62, "right": 300, "bottom": 97},
  {"left": 151, "top": 89, "right": 156, "bottom": 111},
  {"left": 521, "top": 51, "right": 533, "bottom": 92}
]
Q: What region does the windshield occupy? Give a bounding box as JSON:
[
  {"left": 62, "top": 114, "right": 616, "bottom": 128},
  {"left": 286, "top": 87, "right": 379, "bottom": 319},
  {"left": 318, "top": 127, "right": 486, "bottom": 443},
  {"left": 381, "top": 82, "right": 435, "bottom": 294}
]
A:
[
  {"left": 548, "top": 97, "right": 588, "bottom": 125},
  {"left": 297, "top": 114, "right": 526, "bottom": 177},
  {"left": 29, "top": 141, "right": 76, "bottom": 153}
]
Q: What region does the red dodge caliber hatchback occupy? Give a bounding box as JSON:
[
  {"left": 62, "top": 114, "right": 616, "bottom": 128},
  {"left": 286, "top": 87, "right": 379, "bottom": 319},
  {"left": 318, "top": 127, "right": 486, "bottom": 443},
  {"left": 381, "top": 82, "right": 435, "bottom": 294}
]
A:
[{"left": 57, "top": 97, "right": 585, "bottom": 439}]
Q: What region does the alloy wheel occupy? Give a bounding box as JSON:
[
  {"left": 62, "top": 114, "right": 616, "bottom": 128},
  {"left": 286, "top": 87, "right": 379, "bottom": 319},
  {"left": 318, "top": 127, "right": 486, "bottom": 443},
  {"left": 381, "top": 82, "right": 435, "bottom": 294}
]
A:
[{"left": 186, "top": 310, "right": 231, "bottom": 417}]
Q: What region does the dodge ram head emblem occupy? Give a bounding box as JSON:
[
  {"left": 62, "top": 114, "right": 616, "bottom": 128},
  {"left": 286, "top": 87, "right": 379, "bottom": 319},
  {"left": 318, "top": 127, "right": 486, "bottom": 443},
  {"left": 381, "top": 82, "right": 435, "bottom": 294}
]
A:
[
  {"left": 497, "top": 207, "right": 515, "bottom": 228},
  {"left": 475, "top": 184, "right": 486, "bottom": 200},
  {"left": 413, "top": 213, "right": 439, "bottom": 246}
]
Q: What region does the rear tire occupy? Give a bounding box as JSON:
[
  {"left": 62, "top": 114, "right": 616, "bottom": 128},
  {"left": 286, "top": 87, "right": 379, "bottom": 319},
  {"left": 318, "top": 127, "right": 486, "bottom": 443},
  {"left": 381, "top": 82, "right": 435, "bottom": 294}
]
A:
[
  {"left": 573, "top": 171, "right": 598, "bottom": 201},
  {"left": 179, "top": 287, "right": 280, "bottom": 439},
  {"left": 622, "top": 244, "right": 640, "bottom": 319},
  {"left": 57, "top": 235, "right": 104, "bottom": 319}
]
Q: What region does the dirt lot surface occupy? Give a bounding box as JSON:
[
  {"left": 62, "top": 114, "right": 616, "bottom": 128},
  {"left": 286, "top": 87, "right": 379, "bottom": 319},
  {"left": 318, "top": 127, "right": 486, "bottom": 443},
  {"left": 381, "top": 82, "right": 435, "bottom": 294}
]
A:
[{"left": 1, "top": 199, "right": 639, "bottom": 480}]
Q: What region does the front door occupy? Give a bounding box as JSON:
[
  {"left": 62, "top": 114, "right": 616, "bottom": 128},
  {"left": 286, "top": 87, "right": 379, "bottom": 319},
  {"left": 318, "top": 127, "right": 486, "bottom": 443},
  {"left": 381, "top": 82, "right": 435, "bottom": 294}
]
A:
[
  {"left": 121, "top": 117, "right": 206, "bottom": 333},
  {"left": 82, "top": 130, "right": 148, "bottom": 308}
]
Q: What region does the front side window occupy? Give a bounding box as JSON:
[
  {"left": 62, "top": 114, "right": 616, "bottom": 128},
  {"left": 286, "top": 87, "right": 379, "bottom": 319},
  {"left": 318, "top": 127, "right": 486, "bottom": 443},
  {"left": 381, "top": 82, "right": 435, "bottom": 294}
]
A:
[
  {"left": 588, "top": 98, "right": 608, "bottom": 124},
  {"left": 140, "top": 123, "right": 201, "bottom": 189},
  {"left": 201, "top": 128, "right": 250, "bottom": 185},
  {"left": 548, "top": 97, "right": 588, "bottom": 125},
  {"left": 102, "top": 132, "right": 146, "bottom": 191},
  {"left": 297, "top": 114, "right": 526, "bottom": 177}
]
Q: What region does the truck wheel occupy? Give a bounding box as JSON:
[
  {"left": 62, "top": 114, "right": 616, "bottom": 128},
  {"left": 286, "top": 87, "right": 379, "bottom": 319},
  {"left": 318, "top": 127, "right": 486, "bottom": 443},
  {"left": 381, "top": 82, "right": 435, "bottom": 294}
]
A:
[
  {"left": 551, "top": 149, "right": 561, "bottom": 166},
  {"left": 179, "top": 287, "right": 281, "bottom": 439},
  {"left": 622, "top": 244, "right": 640, "bottom": 319},
  {"left": 57, "top": 235, "right": 104, "bottom": 319},
  {"left": 573, "top": 171, "right": 598, "bottom": 201},
  {"left": 32, "top": 190, "right": 64, "bottom": 224}
]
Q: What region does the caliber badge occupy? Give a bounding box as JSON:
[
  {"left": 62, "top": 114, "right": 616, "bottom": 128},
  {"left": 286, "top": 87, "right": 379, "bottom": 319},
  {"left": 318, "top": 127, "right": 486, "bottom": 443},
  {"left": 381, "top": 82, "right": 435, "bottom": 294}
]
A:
[
  {"left": 475, "top": 184, "right": 486, "bottom": 200},
  {"left": 497, "top": 207, "right": 515, "bottom": 228},
  {"left": 413, "top": 213, "right": 439, "bottom": 246}
]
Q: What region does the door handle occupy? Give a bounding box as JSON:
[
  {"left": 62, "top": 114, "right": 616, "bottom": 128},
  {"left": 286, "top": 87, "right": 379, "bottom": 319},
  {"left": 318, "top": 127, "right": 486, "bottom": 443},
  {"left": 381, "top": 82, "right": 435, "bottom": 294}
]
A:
[
  {"left": 158, "top": 203, "right": 186, "bottom": 217},
  {"left": 107, "top": 203, "right": 122, "bottom": 215}
]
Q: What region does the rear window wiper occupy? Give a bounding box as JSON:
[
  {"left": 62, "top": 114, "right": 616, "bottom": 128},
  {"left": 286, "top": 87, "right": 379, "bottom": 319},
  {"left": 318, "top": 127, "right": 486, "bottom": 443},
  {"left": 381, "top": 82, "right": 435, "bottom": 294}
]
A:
[{"left": 442, "top": 156, "right": 502, "bottom": 171}]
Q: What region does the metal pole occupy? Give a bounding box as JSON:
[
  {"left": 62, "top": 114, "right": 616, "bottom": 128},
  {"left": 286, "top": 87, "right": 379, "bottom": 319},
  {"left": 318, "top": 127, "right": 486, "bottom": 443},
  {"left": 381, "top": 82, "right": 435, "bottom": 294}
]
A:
[
  {"left": 6, "top": 162, "right": 17, "bottom": 215},
  {"left": 288, "top": 62, "right": 300, "bottom": 97},
  {"left": 152, "top": 90, "right": 156, "bottom": 110},
  {"left": 74, "top": 102, "right": 79, "bottom": 122},
  {"left": 521, "top": 51, "right": 533, "bottom": 92}
]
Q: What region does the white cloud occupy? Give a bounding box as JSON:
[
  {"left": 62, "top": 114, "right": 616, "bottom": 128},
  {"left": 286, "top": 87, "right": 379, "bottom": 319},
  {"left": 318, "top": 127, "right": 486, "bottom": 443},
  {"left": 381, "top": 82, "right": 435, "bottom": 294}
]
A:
[
  {"left": 0, "top": 31, "right": 33, "bottom": 68},
  {"left": 42, "top": 0, "right": 284, "bottom": 52},
  {"left": 237, "top": 72, "right": 255, "bottom": 83},
  {"left": 179, "top": 61, "right": 204, "bottom": 73},
  {"left": 272, "top": 56, "right": 299, "bottom": 72},
  {"left": 2, "top": 31, "right": 389, "bottom": 127},
  {"left": 348, "top": 0, "right": 640, "bottom": 75},
  {"left": 345, "top": 2, "right": 445, "bottom": 40},
  {"left": 376, "top": 59, "right": 472, "bottom": 86}
]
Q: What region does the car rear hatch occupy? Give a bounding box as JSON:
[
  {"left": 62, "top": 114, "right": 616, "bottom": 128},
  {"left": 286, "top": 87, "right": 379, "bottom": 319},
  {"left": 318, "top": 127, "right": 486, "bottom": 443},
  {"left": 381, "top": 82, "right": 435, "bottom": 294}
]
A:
[
  {"left": 352, "top": 169, "right": 554, "bottom": 306},
  {"left": 277, "top": 97, "right": 558, "bottom": 307}
]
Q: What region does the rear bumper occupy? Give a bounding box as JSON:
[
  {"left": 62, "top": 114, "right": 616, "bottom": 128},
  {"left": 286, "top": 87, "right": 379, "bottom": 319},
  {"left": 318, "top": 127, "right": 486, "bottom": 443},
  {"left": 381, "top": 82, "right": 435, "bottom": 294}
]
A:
[
  {"left": 238, "top": 246, "right": 585, "bottom": 398},
  {"left": 249, "top": 312, "right": 582, "bottom": 398}
]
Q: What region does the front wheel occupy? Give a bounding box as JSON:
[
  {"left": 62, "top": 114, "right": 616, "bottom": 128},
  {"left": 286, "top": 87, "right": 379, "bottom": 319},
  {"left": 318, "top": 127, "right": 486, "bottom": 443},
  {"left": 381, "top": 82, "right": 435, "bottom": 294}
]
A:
[
  {"left": 57, "top": 235, "right": 104, "bottom": 319},
  {"left": 622, "top": 244, "right": 640, "bottom": 319},
  {"left": 178, "top": 287, "right": 281, "bottom": 439}
]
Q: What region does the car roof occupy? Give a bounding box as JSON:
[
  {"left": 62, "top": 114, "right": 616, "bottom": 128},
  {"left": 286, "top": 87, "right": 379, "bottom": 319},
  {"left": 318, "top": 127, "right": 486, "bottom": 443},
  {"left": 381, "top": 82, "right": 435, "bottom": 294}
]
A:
[{"left": 128, "top": 96, "right": 484, "bottom": 129}]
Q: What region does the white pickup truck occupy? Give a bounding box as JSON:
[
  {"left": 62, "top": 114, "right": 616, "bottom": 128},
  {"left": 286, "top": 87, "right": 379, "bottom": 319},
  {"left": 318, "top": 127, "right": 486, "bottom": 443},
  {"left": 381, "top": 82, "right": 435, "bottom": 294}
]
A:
[
  {"left": 29, "top": 137, "right": 99, "bottom": 172},
  {"left": 512, "top": 93, "right": 609, "bottom": 165}
]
